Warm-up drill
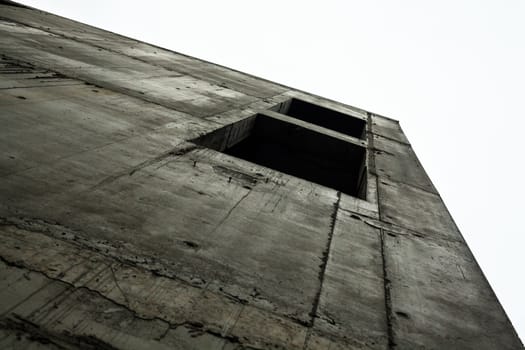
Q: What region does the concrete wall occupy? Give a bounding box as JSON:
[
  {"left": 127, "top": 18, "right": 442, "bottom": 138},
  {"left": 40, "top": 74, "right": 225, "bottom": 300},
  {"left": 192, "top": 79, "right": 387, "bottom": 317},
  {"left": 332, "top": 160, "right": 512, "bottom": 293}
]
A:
[{"left": 0, "top": 2, "right": 522, "bottom": 349}]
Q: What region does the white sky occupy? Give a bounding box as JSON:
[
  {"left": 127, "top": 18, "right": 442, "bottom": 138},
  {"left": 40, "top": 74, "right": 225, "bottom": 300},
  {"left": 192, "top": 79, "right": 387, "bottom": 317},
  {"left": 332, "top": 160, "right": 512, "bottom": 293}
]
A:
[{"left": 19, "top": 0, "right": 525, "bottom": 341}]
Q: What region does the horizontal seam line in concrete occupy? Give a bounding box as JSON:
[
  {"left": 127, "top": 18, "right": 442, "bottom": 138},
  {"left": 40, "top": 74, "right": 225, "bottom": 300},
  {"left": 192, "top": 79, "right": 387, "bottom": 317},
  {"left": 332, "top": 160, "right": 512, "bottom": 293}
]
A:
[
  {"left": 0, "top": 217, "right": 313, "bottom": 331},
  {"left": 375, "top": 175, "right": 438, "bottom": 196},
  {"left": 361, "top": 217, "right": 465, "bottom": 246},
  {"left": 369, "top": 131, "right": 411, "bottom": 146}
]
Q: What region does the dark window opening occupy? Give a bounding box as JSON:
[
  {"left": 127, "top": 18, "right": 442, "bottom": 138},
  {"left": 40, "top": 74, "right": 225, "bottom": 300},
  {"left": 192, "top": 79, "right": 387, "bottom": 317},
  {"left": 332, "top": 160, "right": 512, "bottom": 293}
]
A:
[
  {"left": 193, "top": 114, "right": 367, "bottom": 199},
  {"left": 270, "top": 98, "right": 366, "bottom": 139}
]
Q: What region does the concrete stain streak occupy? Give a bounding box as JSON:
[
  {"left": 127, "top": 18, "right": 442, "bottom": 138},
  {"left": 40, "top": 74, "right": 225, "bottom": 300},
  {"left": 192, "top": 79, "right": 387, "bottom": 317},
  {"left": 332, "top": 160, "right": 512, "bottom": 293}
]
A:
[{"left": 208, "top": 189, "right": 251, "bottom": 236}]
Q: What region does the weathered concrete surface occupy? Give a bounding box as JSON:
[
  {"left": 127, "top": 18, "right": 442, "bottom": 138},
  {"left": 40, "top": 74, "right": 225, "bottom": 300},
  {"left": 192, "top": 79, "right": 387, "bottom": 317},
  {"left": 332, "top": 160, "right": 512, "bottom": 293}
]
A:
[
  {"left": 0, "top": 1, "right": 523, "bottom": 349},
  {"left": 372, "top": 134, "right": 436, "bottom": 194},
  {"left": 313, "top": 208, "right": 387, "bottom": 348},
  {"left": 370, "top": 116, "right": 523, "bottom": 349}
]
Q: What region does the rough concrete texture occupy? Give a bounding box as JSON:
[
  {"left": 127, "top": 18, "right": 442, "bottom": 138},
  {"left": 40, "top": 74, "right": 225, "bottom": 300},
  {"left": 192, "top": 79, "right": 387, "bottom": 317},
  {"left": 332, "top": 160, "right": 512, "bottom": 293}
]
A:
[{"left": 0, "top": 1, "right": 523, "bottom": 349}]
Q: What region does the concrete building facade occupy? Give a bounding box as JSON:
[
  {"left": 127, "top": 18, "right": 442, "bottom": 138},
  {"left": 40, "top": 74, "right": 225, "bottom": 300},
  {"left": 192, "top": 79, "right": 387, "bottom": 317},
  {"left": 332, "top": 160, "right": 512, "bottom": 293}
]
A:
[{"left": 0, "top": 1, "right": 522, "bottom": 349}]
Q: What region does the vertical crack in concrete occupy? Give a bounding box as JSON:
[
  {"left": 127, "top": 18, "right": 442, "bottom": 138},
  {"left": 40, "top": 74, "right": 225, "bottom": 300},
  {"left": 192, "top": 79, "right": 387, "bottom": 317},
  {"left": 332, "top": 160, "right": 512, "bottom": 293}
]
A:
[
  {"left": 375, "top": 176, "right": 396, "bottom": 348},
  {"left": 369, "top": 112, "right": 395, "bottom": 348},
  {"left": 303, "top": 191, "right": 341, "bottom": 350},
  {"left": 379, "top": 228, "right": 395, "bottom": 349}
]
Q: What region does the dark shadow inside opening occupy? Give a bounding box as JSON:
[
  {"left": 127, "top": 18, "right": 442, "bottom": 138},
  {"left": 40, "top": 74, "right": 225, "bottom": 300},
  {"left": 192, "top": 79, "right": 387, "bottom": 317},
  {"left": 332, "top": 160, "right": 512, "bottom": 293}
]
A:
[
  {"left": 270, "top": 98, "right": 366, "bottom": 139},
  {"left": 194, "top": 114, "right": 367, "bottom": 199}
]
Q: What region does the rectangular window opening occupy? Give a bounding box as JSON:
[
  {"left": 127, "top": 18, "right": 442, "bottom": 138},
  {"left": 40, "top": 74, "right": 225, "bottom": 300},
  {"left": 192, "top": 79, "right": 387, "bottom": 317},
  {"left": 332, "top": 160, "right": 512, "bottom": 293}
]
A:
[
  {"left": 193, "top": 114, "right": 367, "bottom": 199},
  {"left": 270, "top": 98, "right": 366, "bottom": 139}
]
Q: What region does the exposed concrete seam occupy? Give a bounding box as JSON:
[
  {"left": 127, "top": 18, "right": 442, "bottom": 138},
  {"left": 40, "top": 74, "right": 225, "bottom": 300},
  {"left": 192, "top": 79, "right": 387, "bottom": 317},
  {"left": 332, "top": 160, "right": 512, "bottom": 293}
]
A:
[
  {"left": 375, "top": 180, "right": 395, "bottom": 349},
  {"left": 336, "top": 207, "right": 378, "bottom": 221},
  {"left": 0, "top": 217, "right": 194, "bottom": 286},
  {"left": 379, "top": 228, "right": 395, "bottom": 349},
  {"left": 371, "top": 147, "right": 396, "bottom": 157},
  {"left": 369, "top": 111, "right": 395, "bottom": 349},
  {"left": 360, "top": 216, "right": 464, "bottom": 246},
  {"left": 303, "top": 191, "right": 341, "bottom": 350},
  {"left": 375, "top": 176, "right": 439, "bottom": 196},
  {"left": 370, "top": 133, "right": 411, "bottom": 146}
]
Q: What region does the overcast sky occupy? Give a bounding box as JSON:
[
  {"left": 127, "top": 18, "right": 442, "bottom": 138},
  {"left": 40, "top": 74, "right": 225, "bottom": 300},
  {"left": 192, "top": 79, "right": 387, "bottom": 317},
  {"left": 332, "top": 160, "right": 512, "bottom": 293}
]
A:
[{"left": 20, "top": 0, "right": 525, "bottom": 341}]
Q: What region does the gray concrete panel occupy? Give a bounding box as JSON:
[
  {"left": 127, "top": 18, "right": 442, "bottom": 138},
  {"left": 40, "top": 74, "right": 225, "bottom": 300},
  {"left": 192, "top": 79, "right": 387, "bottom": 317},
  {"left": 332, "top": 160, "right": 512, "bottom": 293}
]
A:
[
  {"left": 370, "top": 114, "right": 409, "bottom": 144},
  {"left": 378, "top": 178, "right": 461, "bottom": 242},
  {"left": 315, "top": 210, "right": 388, "bottom": 349},
  {"left": 385, "top": 232, "right": 523, "bottom": 349},
  {"left": 373, "top": 134, "right": 437, "bottom": 194}
]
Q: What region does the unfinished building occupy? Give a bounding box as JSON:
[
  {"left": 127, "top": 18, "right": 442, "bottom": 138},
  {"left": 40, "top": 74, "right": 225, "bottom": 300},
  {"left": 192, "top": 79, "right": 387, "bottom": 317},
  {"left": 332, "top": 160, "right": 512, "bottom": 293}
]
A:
[{"left": 0, "top": 1, "right": 523, "bottom": 349}]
